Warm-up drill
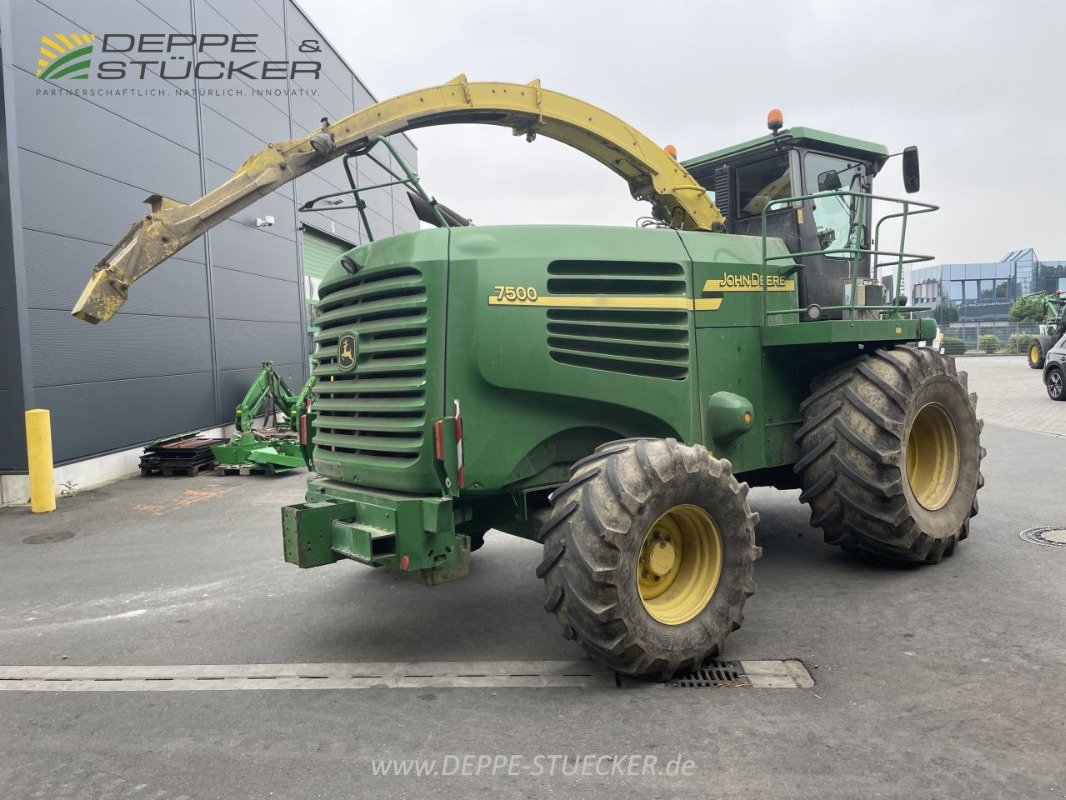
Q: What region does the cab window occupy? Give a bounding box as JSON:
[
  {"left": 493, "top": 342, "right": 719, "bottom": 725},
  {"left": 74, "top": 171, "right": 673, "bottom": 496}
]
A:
[
  {"left": 735, "top": 153, "right": 793, "bottom": 218},
  {"left": 804, "top": 152, "right": 862, "bottom": 260}
]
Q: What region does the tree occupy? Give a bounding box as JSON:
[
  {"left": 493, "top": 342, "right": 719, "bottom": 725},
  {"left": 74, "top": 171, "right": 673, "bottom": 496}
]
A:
[
  {"left": 1009, "top": 294, "right": 1047, "bottom": 324},
  {"left": 932, "top": 303, "right": 958, "bottom": 324}
]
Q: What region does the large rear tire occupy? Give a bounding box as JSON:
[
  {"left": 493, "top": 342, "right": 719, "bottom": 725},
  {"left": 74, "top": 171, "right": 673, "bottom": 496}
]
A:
[
  {"left": 795, "top": 347, "right": 985, "bottom": 563},
  {"left": 1028, "top": 339, "right": 1047, "bottom": 369},
  {"left": 538, "top": 438, "right": 760, "bottom": 679}
]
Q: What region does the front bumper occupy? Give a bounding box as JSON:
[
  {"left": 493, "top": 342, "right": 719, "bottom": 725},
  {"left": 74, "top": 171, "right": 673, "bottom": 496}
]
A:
[{"left": 282, "top": 477, "right": 469, "bottom": 586}]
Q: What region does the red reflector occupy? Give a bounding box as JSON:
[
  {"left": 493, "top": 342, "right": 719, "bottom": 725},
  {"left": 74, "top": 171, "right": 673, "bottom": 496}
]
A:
[
  {"left": 299, "top": 414, "right": 308, "bottom": 446},
  {"left": 453, "top": 400, "right": 464, "bottom": 488},
  {"left": 434, "top": 419, "right": 444, "bottom": 460},
  {"left": 400, "top": 555, "right": 410, "bottom": 571}
]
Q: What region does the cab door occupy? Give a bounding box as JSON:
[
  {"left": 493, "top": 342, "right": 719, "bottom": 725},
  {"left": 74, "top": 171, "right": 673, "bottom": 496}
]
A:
[{"left": 794, "top": 149, "right": 874, "bottom": 312}]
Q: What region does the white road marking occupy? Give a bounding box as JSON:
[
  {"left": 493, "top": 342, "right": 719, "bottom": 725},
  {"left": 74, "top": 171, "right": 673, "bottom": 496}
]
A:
[
  {"left": 740, "top": 660, "right": 816, "bottom": 689},
  {"left": 0, "top": 660, "right": 813, "bottom": 691}
]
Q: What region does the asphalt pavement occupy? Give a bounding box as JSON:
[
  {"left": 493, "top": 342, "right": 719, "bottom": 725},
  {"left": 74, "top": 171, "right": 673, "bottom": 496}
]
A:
[{"left": 0, "top": 355, "right": 1063, "bottom": 799}]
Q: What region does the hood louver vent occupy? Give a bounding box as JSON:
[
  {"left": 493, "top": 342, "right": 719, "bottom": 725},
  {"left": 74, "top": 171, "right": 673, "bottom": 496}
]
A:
[{"left": 544, "top": 261, "right": 690, "bottom": 381}]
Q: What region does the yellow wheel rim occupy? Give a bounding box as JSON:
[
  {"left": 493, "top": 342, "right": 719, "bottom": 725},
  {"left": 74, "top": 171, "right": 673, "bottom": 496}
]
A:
[
  {"left": 637, "top": 504, "right": 722, "bottom": 625},
  {"left": 906, "top": 402, "right": 960, "bottom": 511},
  {"left": 1030, "top": 344, "right": 1041, "bottom": 362}
]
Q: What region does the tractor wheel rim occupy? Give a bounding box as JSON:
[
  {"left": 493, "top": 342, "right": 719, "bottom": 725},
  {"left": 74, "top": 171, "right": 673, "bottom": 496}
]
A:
[
  {"left": 906, "top": 402, "right": 961, "bottom": 511},
  {"left": 637, "top": 504, "right": 722, "bottom": 625},
  {"left": 1030, "top": 344, "right": 1041, "bottom": 362}
]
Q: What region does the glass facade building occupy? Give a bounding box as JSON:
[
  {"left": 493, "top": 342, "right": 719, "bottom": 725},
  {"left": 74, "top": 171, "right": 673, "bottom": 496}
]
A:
[{"left": 909, "top": 249, "right": 1066, "bottom": 321}]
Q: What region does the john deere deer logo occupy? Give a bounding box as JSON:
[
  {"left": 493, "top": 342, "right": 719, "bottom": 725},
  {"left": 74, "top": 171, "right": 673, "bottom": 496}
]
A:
[
  {"left": 37, "top": 33, "right": 95, "bottom": 80},
  {"left": 337, "top": 334, "right": 357, "bottom": 372}
]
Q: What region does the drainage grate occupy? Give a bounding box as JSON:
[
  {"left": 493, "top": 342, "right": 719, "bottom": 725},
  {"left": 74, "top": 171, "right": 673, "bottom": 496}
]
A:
[
  {"left": 672, "top": 661, "right": 751, "bottom": 688},
  {"left": 1019, "top": 527, "right": 1066, "bottom": 548},
  {"left": 22, "top": 531, "right": 75, "bottom": 545}
]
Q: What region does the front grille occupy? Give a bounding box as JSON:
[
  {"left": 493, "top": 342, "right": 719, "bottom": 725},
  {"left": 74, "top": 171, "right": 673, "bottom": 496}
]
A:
[
  {"left": 312, "top": 266, "right": 428, "bottom": 466},
  {"left": 545, "top": 260, "right": 690, "bottom": 380}
]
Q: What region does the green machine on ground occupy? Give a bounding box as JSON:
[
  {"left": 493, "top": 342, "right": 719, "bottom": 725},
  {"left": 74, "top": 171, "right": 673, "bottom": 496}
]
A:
[
  {"left": 73, "top": 79, "right": 985, "bottom": 679},
  {"left": 1023, "top": 291, "right": 1066, "bottom": 368},
  {"left": 211, "top": 362, "right": 316, "bottom": 474}
]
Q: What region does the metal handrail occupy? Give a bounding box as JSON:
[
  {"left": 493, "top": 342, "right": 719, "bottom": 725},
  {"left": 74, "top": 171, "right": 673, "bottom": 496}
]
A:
[
  {"left": 299, "top": 136, "right": 448, "bottom": 241},
  {"left": 759, "top": 190, "right": 938, "bottom": 321}
]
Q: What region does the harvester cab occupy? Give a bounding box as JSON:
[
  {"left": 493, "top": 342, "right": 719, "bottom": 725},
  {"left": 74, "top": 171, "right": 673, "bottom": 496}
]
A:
[{"left": 684, "top": 111, "right": 920, "bottom": 319}]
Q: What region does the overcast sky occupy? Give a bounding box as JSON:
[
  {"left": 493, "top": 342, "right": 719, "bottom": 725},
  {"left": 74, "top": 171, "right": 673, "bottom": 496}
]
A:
[{"left": 301, "top": 0, "right": 1065, "bottom": 266}]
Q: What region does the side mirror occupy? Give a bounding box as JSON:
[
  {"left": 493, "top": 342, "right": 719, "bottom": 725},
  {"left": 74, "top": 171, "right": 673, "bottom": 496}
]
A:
[
  {"left": 902, "top": 146, "right": 920, "bottom": 193},
  {"left": 817, "top": 169, "right": 842, "bottom": 192}
]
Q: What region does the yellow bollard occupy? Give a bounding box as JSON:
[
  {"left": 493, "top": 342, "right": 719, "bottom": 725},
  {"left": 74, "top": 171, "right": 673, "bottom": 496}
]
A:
[{"left": 25, "top": 409, "right": 56, "bottom": 513}]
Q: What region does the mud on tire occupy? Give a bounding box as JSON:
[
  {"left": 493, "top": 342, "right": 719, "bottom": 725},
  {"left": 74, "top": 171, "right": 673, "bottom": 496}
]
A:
[
  {"left": 537, "top": 438, "right": 760, "bottom": 679},
  {"left": 795, "top": 346, "right": 985, "bottom": 563}
]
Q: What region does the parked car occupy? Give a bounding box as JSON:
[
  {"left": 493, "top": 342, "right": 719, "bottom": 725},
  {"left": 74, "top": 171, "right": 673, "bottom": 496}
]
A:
[{"left": 1043, "top": 334, "right": 1066, "bottom": 401}]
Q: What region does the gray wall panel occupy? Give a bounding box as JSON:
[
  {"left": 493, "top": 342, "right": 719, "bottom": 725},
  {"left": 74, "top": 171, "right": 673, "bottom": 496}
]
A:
[
  {"left": 214, "top": 318, "right": 303, "bottom": 371},
  {"left": 22, "top": 228, "right": 208, "bottom": 317},
  {"left": 197, "top": 0, "right": 287, "bottom": 60},
  {"left": 199, "top": 89, "right": 292, "bottom": 143},
  {"left": 212, "top": 266, "right": 300, "bottom": 322},
  {"left": 352, "top": 77, "right": 374, "bottom": 109},
  {"left": 30, "top": 309, "right": 212, "bottom": 387},
  {"left": 0, "top": 390, "right": 24, "bottom": 471},
  {"left": 17, "top": 149, "right": 208, "bottom": 263},
  {"left": 394, "top": 205, "right": 421, "bottom": 236},
  {"left": 136, "top": 0, "right": 194, "bottom": 31},
  {"left": 200, "top": 104, "right": 273, "bottom": 173},
  {"left": 290, "top": 72, "right": 351, "bottom": 125},
  {"left": 285, "top": 7, "right": 349, "bottom": 93},
  {"left": 208, "top": 221, "right": 297, "bottom": 280},
  {"left": 37, "top": 372, "right": 217, "bottom": 463},
  {"left": 0, "top": 47, "right": 27, "bottom": 470},
  {"left": 252, "top": 0, "right": 286, "bottom": 23},
  {"left": 13, "top": 71, "right": 201, "bottom": 198}
]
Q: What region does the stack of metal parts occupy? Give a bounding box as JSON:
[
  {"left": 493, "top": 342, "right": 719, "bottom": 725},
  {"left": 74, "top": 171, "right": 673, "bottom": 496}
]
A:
[{"left": 139, "top": 435, "right": 224, "bottom": 477}]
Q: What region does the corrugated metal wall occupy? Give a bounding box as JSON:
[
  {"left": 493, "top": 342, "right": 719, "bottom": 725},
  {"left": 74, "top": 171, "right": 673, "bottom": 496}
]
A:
[
  {"left": 0, "top": 48, "right": 29, "bottom": 473},
  {"left": 0, "top": 0, "right": 417, "bottom": 470},
  {"left": 301, "top": 226, "right": 354, "bottom": 281}
]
